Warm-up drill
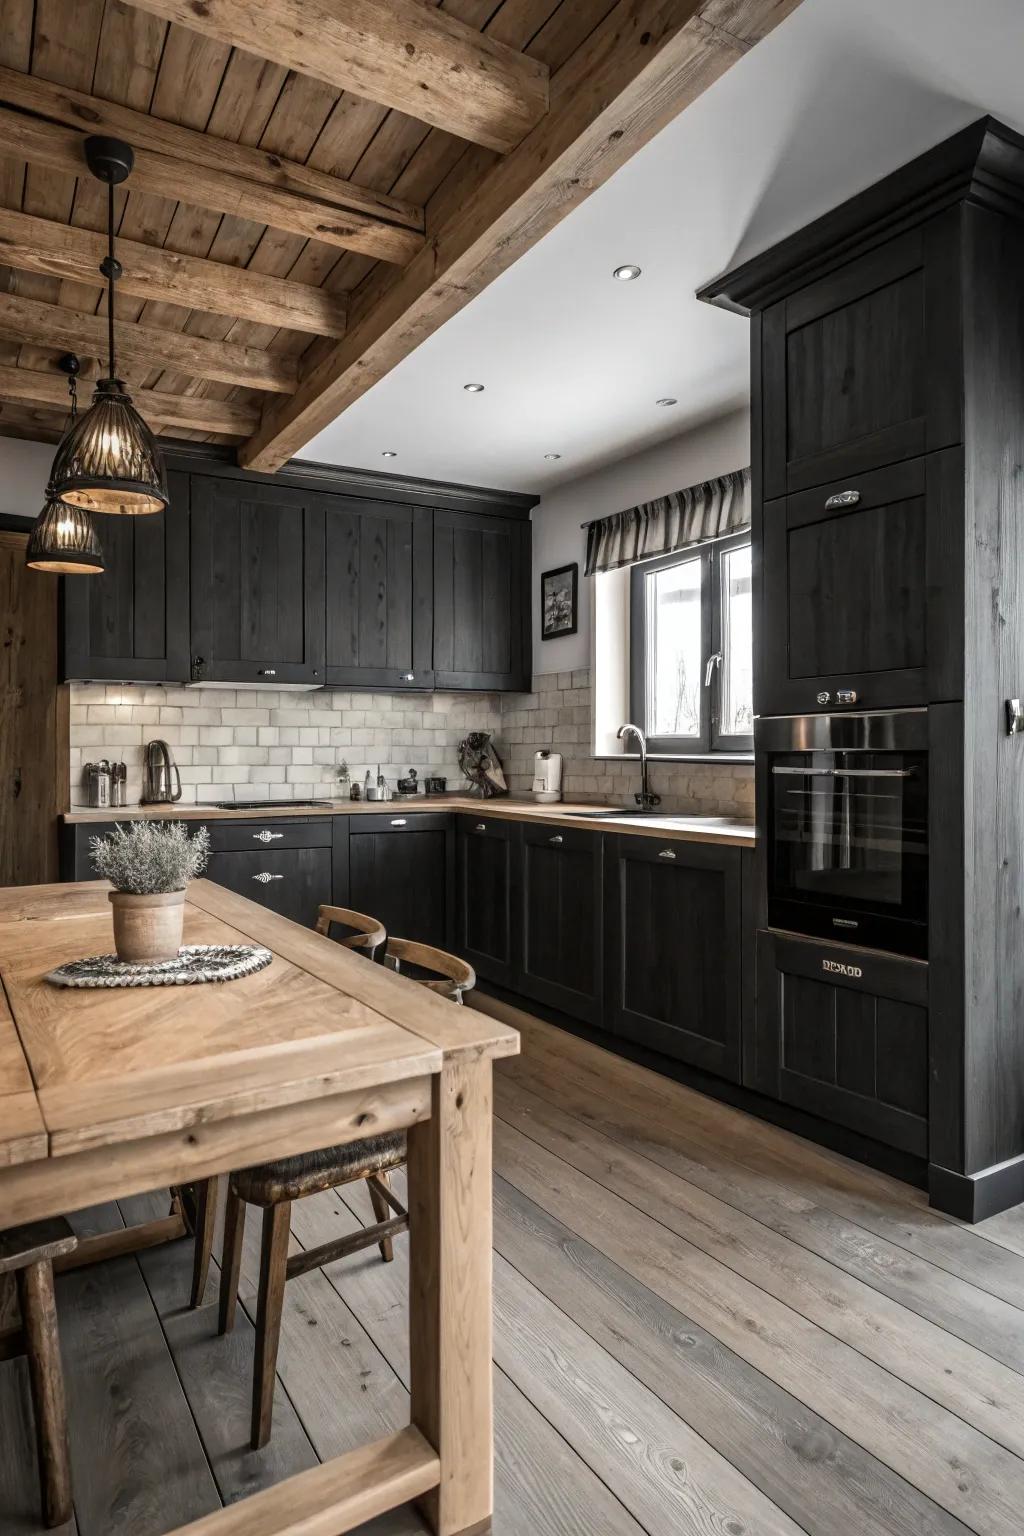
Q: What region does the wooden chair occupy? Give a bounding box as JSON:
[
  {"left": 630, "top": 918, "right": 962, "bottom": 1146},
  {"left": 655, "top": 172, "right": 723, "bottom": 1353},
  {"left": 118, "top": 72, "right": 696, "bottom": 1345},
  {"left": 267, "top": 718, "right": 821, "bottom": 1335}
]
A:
[
  {"left": 0, "top": 1218, "right": 77, "bottom": 1528},
  {"left": 314, "top": 904, "right": 387, "bottom": 960},
  {"left": 193, "top": 932, "right": 476, "bottom": 1450}
]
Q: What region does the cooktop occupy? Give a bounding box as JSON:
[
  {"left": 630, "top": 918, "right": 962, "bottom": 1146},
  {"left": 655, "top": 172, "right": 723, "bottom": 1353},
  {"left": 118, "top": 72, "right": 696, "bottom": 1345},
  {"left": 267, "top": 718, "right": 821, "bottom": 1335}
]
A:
[{"left": 202, "top": 799, "right": 333, "bottom": 811}]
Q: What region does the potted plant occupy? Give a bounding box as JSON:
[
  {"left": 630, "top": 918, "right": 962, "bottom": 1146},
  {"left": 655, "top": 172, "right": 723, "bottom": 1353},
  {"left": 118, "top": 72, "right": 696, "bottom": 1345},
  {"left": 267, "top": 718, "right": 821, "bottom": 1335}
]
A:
[{"left": 90, "top": 822, "right": 211, "bottom": 964}]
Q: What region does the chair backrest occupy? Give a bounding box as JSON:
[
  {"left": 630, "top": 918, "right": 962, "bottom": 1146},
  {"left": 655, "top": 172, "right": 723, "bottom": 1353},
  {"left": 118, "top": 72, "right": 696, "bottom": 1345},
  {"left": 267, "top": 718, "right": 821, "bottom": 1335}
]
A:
[
  {"left": 384, "top": 937, "right": 476, "bottom": 1004},
  {"left": 315, "top": 905, "right": 387, "bottom": 961}
]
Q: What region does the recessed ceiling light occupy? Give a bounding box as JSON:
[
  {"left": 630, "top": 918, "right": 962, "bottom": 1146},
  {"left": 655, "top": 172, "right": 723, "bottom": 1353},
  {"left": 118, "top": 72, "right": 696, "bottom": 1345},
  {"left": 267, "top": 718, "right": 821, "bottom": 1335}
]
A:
[
  {"left": 613, "top": 264, "right": 642, "bottom": 281},
  {"left": 656, "top": 397, "right": 678, "bottom": 407},
  {"left": 381, "top": 450, "right": 398, "bottom": 458},
  {"left": 463, "top": 382, "right": 485, "bottom": 393},
  {"left": 544, "top": 453, "right": 562, "bottom": 460}
]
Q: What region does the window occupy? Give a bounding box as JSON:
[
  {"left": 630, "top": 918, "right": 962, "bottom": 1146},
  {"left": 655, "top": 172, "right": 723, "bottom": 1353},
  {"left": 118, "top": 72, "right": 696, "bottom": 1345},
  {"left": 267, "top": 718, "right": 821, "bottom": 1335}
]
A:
[{"left": 629, "top": 533, "right": 753, "bottom": 755}]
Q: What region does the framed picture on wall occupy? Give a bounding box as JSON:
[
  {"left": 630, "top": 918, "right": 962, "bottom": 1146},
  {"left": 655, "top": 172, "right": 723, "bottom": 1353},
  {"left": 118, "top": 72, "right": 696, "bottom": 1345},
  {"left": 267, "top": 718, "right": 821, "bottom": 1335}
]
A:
[{"left": 541, "top": 562, "right": 578, "bottom": 640}]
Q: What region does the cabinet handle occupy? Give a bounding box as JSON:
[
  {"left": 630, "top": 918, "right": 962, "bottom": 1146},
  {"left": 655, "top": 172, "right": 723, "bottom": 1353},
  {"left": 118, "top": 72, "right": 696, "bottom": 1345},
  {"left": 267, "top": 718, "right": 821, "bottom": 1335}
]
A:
[
  {"left": 258, "top": 668, "right": 277, "bottom": 677},
  {"left": 401, "top": 673, "right": 415, "bottom": 683},
  {"left": 390, "top": 818, "right": 407, "bottom": 827},
  {"left": 816, "top": 691, "right": 831, "bottom": 705},
  {"left": 548, "top": 834, "right": 563, "bottom": 847},
  {"left": 658, "top": 848, "right": 676, "bottom": 860},
  {"left": 825, "top": 489, "right": 861, "bottom": 509},
  {"left": 253, "top": 830, "right": 284, "bottom": 843},
  {"left": 474, "top": 823, "right": 487, "bottom": 832},
  {"left": 252, "top": 872, "right": 284, "bottom": 884},
  {"left": 835, "top": 689, "right": 858, "bottom": 705}
]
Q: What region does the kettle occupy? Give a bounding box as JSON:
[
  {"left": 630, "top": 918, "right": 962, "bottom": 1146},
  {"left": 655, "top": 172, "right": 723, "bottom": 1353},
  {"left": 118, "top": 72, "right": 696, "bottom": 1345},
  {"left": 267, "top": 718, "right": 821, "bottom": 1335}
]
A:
[{"left": 141, "top": 739, "right": 182, "bottom": 804}]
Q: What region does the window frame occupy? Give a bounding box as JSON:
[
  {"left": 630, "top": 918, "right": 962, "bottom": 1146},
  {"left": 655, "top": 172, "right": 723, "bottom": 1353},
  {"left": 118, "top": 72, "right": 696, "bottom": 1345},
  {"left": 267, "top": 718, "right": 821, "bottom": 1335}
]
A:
[{"left": 629, "top": 531, "right": 753, "bottom": 758}]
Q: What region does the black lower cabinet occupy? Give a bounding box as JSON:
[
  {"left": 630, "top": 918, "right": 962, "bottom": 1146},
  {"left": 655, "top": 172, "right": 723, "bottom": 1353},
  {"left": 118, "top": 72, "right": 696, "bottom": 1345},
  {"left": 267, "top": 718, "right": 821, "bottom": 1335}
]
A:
[
  {"left": 456, "top": 815, "right": 518, "bottom": 987},
  {"left": 348, "top": 812, "right": 454, "bottom": 950},
  {"left": 753, "top": 929, "right": 928, "bottom": 1156},
  {"left": 205, "top": 846, "right": 331, "bottom": 928},
  {"left": 515, "top": 823, "right": 603, "bottom": 1025},
  {"left": 604, "top": 835, "right": 743, "bottom": 1081}
]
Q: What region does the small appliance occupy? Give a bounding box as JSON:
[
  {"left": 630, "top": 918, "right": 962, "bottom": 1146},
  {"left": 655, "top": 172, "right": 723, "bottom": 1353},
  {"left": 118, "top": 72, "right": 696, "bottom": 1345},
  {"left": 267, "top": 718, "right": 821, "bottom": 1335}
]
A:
[
  {"left": 83, "top": 760, "right": 112, "bottom": 808},
  {"left": 530, "top": 750, "right": 563, "bottom": 804},
  {"left": 141, "top": 739, "right": 182, "bottom": 805}
]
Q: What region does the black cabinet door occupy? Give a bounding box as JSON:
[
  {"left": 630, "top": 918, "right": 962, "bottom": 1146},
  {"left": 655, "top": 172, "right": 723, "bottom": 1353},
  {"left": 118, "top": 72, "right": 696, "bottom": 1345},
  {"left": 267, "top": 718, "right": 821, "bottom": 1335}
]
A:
[
  {"left": 516, "top": 823, "right": 602, "bottom": 1024},
  {"left": 753, "top": 929, "right": 928, "bottom": 1155},
  {"left": 759, "top": 450, "right": 961, "bottom": 716},
  {"left": 348, "top": 812, "right": 454, "bottom": 950},
  {"left": 433, "top": 509, "right": 531, "bottom": 691},
  {"left": 61, "top": 470, "right": 189, "bottom": 682},
  {"left": 323, "top": 496, "right": 433, "bottom": 690},
  {"left": 605, "top": 835, "right": 742, "bottom": 1080},
  {"left": 456, "top": 815, "right": 518, "bottom": 987},
  {"left": 189, "top": 476, "right": 325, "bottom": 685},
  {"left": 761, "top": 219, "right": 960, "bottom": 498},
  {"left": 205, "top": 845, "right": 331, "bottom": 928}
]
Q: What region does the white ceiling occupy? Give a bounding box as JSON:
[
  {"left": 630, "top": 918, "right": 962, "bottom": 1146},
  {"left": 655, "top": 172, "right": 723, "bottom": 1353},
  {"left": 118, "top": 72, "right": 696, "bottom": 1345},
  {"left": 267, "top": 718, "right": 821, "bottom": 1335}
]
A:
[{"left": 302, "top": 0, "right": 1024, "bottom": 496}]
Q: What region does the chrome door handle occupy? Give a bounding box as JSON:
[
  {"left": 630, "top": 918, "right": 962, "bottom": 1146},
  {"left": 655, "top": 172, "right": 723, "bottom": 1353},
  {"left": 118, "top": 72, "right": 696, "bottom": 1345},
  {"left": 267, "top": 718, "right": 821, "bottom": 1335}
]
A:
[
  {"left": 253, "top": 830, "right": 284, "bottom": 843},
  {"left": 825, "top": 489, "right": 861, "bottom": 509},
  {"left": 475, "top": 823, "right": 487, "bottom": 832},
  {"left": 704, "top": 651, "right": 723, "bottom": 687},
  {"left": 401, "top": 673, "right": 415, "bottom": 682},
  {"left": 658, "top": 848, "right": 676, "bottom": 860},
  {"left": 390, "top": 818, "right": 407, "bottom": 827},
  {"left": 252, "top": 872, "right": 284, "bottom": 883},
  {"left": 549, "top": 835, "right": 563, "bottom": 846}
]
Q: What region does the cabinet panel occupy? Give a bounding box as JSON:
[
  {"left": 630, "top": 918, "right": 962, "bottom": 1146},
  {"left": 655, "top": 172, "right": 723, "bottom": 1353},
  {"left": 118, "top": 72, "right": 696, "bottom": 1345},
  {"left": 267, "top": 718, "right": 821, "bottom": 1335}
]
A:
[
  {"left": 204, "top": 846, "right": 331, "bottom": 928},
  {"left": 348, "top": 815, "right": 454, "bottom": 950},
  {"left": 61, "top": 470, "right": 189, "bottom": 682},
  {"left": 759, "top": 451, "right": 961, "bottom": 715},
  {"left": 323, "top": 497, "right": 433, "bottom": 689},
  {"left": 605, "top": 835, "right": 742, "bottom": 1080},
  {"left": 762, "top": 222, "right": 961, "bottom": 497},
  {"left": 456, "top": 815, "right": 518, "bottom": 987},
  {"left": 516, "top": 824, "right": 602, "bottom": 1024},
  {"left": 433, "top": 510, "right": 530, "bottom": 690},
  {"left": 189, "top": 476, "right": 324, "bottom": 685},
  {"left": 754, "top": 929, "right": 928, "bottom": 1155}
]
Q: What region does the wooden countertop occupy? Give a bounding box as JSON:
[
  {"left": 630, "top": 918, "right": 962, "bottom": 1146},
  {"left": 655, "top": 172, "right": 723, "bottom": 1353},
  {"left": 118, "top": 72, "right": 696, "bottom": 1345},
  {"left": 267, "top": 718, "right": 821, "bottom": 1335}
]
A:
[{"left": 63, "top": 796, "right": 756, "bottom": 847}]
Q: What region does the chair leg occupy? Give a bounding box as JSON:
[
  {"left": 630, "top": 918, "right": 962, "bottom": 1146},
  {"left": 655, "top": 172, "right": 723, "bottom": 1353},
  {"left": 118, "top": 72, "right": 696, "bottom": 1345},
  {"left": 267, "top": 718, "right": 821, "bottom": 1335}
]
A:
[
  {"left": 189, "top": 1177, "right": 219, "bottom": 1310},
  {"left": 367, "top": 1171, "right": 395, "bottom": 1263},
  {"left": 251, "top": 1202, "right": 290, "bottom": 1451},
  {"left": 17, "top": 1261, "right": 72, "bottom": 1529},
  {"left": 218, "top": 1184, "right": 245, "bottom": 1337}
]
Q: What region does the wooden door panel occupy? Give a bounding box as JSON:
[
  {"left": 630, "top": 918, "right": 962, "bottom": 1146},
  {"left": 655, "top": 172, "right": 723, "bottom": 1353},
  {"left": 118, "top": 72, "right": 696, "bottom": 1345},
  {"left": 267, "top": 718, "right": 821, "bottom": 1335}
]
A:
[
  {"left": 323, "top": 498, "right": 432, "bottom": 689},
  {"left": 516, "top": 825, "right": 602, "bottom": 1024},
  {"left": 433, "top": 509, "right": 530, "bottom": 691},
  {"left": 349, "top": 819, "right": 454, "bottom": 950},
  {"left": 456, "top": 817, "right": 517, "bottom": 987},
  {"left": 204, "top": 846, "right": 331, "bottom": 928}
]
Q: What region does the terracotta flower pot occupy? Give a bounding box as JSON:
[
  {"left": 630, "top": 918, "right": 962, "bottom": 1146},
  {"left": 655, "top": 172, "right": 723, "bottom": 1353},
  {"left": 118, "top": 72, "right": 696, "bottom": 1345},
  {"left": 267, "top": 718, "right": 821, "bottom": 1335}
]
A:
[{"left": 109, "top": 889, "right": 185, "bottom": 964}]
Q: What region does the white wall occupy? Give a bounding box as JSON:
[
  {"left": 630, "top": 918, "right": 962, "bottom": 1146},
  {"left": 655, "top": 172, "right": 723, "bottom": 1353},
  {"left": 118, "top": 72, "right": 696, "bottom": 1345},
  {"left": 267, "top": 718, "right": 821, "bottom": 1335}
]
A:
[
  {"left": 0, "top": 438, "right": 54, "bottom": 521},
  {"left": 530, "top": 406, "right": 751, "bottom": 674}
]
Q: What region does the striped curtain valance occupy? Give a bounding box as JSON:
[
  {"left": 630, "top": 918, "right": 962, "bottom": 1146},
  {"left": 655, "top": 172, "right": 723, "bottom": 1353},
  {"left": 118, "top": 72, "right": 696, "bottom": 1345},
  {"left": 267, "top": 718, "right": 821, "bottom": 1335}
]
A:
[{"left": 583, "top": 466, "right": 750, "bottom": 576}]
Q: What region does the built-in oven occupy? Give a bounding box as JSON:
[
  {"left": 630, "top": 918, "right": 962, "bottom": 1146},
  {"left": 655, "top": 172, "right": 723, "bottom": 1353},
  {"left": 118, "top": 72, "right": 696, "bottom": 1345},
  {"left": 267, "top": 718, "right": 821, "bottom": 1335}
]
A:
[{"left": 757, "top": 710, "right": 928, "bottom": 958}]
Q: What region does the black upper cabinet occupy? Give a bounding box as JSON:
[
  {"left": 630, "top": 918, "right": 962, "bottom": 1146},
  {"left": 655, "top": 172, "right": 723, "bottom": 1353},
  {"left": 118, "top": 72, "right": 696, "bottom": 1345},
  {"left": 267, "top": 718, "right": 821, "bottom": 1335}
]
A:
[
  {"left": 604, "top": 834, "right": 742, "bottom": 1081},
  {"left": 348, "top": 812, "right": 455, "bottom": 950},
  {"left": 516, "top": 823, "right": 603, "bottom": 1025},
  {"left": 433, "top": 509, "right": 531, "bottom": 691},
  {"left": 62, "top": 469, "right": 189, "bottom": 682},
  {"left": 323, "top": 496, "right": 433, "bottom": 690},
  {"left": 761, "top": 219, "right": 961, "bottom": 498},
  {"left": 456, "top": 815, "right": 518, "bottom": 988},
  {"left": 189, "top": 476, "right": 325, "bottom": 686}
]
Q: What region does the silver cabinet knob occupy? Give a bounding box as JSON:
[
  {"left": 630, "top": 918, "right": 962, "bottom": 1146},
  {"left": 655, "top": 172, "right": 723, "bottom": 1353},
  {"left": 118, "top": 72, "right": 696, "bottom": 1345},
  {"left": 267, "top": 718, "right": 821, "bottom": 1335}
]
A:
[
  {"left": 253, "top": 830, "right": 284, "bottom": 843},
  {"left": 835, "top": 689, "right": 858, "bottom": 705},
  {"left": 475, "top": 823, "right": 486, "bottom": 832},
  {"left": 390, "top": 818, "right": 407, "bottom": 827},
  {"left": 816, "top": 691, "right": 831, "bottom": 705},
  {"left": 258, "top": 668, "right": 277, "bottom": 677},
  {"left": 548, "top": 834, "right": 563, "bottom": 847},
  {"left": 401, "top": 673, "right": 415, "bottom": 682},
  {"left": 825, "top": 489, "right": 861, "bottom": 509},
  {"left": 658, "top": 848, "right": 676, "bottom": 860},
  {"left": 252, "top": 872, "right": 283, "bottom": 884}
]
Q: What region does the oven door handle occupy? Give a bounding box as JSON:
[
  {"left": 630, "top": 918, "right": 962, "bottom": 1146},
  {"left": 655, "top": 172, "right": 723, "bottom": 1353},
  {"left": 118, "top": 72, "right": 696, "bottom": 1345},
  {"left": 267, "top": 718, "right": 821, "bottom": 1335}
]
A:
[{"left": 770, "top": 765, "right": 916, "bottom": 779}]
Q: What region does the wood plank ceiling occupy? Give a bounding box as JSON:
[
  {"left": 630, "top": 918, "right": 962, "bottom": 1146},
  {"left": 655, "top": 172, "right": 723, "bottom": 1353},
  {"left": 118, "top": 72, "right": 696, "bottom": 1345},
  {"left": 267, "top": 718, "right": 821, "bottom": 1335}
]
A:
[{"left": 0, "top": 0, "right": 801, "bottom": 467}]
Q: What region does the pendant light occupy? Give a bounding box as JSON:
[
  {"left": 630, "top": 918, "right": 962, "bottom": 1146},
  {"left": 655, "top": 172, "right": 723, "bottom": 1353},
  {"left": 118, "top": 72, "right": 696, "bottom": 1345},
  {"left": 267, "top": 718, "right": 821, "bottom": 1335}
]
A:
[
  {"left": 26, "top": 356, "right": 105, "bottom": 575},
  {"left": 49, "top": 137, "right": 168, "bottom": 516}
]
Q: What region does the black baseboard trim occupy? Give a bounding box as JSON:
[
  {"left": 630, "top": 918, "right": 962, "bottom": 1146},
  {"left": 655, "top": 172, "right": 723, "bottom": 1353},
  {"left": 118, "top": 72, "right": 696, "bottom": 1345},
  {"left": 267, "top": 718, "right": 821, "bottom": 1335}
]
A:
[
  {"left": 929, "top": 1155, "right": 1024, "bottom": 1221},
  {"left": 479, "top": 982, "right": 928, "bottom": 1192}
]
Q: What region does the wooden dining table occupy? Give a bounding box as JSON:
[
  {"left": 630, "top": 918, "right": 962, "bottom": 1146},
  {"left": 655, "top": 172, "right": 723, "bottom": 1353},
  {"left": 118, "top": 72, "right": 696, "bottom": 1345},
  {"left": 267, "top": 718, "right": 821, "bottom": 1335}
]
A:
[{"left": 0, "top": 877, "right": 518, "bottom": 1536}]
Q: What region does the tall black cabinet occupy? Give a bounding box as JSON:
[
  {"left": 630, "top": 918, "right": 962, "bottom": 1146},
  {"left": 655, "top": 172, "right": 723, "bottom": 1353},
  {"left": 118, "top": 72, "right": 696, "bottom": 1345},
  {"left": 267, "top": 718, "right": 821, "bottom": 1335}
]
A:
[{"left": 701, "top": 116, "right": 1024, "bottom": 1219}]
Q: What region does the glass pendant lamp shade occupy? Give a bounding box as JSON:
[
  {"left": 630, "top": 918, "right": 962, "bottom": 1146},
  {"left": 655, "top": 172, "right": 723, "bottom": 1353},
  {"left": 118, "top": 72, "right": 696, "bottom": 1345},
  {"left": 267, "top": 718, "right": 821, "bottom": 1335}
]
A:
[
  {"left": 25, "top": 496, "right": 104, "bottom": 574},
  {"left": 50, "top": 377, "right": 169, "bottom": 516}
]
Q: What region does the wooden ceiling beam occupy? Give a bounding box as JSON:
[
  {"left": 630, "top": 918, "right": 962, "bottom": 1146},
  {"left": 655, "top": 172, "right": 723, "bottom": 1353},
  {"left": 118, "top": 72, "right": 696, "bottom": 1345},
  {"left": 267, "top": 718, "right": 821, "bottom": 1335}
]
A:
[
  {"left": 0, "top": 207, "right": 347, "bottom": 338},
  {"left": 0, "top": 363, "right": 258, "bottom": 437},
  {"left": 241, "top": 0, "right": 803, "bottom": 471},
  {"left": 118, "top": 0, "right": 549, "bottom": 154},
  {"left": 0, "top": 69, "right": 424, "bottom": 264},
  {"left": 0, "top": 294, "right": 297, "bottom": 395}
]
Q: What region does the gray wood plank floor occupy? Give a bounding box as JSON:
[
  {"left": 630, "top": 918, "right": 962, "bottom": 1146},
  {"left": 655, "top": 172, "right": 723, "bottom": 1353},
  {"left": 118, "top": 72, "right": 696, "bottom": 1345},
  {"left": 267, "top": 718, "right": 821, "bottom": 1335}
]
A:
[{"left": 3, "top": 1004, "right": 1024, "bottom": 1535}]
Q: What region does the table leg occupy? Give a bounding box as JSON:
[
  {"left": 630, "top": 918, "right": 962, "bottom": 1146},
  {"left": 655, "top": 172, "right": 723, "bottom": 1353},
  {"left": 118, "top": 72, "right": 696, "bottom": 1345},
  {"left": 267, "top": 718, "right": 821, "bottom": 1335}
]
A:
[{"left": 408, "top": 1059, "right": 494, "bottom": 1536}]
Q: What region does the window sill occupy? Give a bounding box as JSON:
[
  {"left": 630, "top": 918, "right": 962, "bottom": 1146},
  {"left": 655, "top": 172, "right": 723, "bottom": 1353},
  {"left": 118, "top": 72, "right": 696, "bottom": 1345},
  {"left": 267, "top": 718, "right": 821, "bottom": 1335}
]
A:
[{"left": 595, "top": 752, "right": 754, "bottom": 766}]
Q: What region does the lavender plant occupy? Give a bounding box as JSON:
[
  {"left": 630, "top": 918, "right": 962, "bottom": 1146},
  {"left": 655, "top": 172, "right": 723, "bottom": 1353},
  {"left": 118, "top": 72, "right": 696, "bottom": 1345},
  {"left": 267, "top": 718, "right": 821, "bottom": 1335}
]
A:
[{"left": 90, "top": 822, "right": 210, "bottom": 894}]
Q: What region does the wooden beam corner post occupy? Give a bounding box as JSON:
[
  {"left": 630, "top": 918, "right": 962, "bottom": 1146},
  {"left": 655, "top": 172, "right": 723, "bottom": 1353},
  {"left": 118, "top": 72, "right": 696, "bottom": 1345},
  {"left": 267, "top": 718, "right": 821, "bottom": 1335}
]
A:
[{"left": 408, "top": 1058, "right": 494, "bottom": 1536}]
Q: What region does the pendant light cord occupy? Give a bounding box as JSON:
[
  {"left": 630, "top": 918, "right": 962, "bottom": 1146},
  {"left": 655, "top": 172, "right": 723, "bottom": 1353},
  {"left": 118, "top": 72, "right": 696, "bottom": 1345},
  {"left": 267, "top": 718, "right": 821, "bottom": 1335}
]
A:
[{"left": 106, "top": 180, "right": 116, "bottom": 380}]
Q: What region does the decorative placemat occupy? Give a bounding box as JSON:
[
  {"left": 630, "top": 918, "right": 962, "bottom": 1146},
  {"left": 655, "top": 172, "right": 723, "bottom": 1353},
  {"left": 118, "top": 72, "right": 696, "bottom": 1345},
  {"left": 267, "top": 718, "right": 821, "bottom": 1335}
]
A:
[{"left": 45, "top": 944, "right": 273, "bottom": 989}]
